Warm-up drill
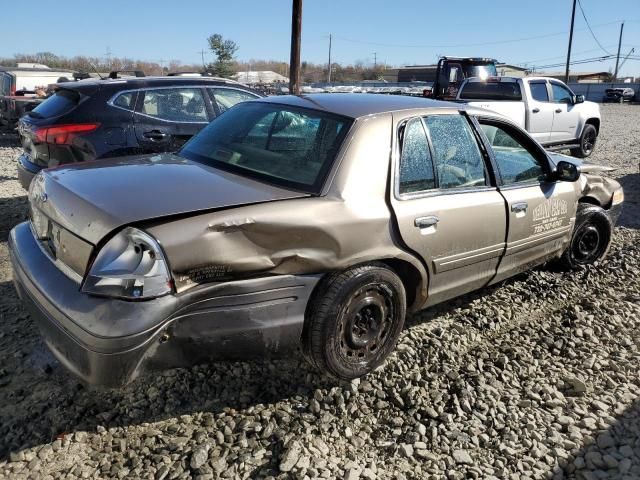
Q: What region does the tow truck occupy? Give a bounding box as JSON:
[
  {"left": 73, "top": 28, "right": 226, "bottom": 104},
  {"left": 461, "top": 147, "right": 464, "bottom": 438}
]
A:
[{"left": 425, "top": 57, "right": 498, "bottom": 100}]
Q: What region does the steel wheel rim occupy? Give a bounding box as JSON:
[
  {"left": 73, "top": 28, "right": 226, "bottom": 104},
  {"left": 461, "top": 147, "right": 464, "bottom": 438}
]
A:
[
  {"left": 572, "top": 224, "right": 603, "bottom": 263},
  {"left": 337, "top": 286, "right": 394, "bottom": 365}
]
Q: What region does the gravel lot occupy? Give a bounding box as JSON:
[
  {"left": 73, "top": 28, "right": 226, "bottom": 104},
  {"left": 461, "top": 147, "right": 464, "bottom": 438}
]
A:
[{"left": 0, "top": 105, "right": 638, "bottom": 480}]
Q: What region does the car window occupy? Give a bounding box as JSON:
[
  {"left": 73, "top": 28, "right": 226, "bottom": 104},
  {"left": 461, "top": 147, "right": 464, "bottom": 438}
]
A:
[
  {"left": 398, "top": 118, "right": 435, "bottom": 194},
  {"left": 459, "top": 81, "right": 522, "bottom": 100},
  {"left": 208, "top": 88, "right": 258, "bottom": 113},
  {"left": 480, "top": 122, "right": 546, "bottom": 185},
  {"left": 529, "top": 82, "right": 549, "bottom": 102},
  {"left": 113, "top": 91, "right": 136, "bottom": 110},
  {"left": 140, "top": 88, "right": 208, "bottom": 122},
  {"left": 423, "top": 115, "right": 487, "bottom": 189},
  {"left": 180, "top": 102, "right": 351, "bottom": 193},
  {"left": 550, "top": 83, "right": 573, "bottom": 104},
  {"left": 28, "top": 89, "right": 80, "bottom": 119}
]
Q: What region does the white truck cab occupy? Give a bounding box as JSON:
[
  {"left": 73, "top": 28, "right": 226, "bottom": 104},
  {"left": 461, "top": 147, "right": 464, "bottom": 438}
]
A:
[{"left": 457, "top": 76, "right": 601, "bottom": 158}]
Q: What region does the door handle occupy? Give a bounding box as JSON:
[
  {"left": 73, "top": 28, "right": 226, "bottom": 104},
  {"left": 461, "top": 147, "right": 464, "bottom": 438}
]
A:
[
  {"left": 532, "top": 108, "right": 540, "bottom": 113},
  {"left": 143, "top": 130, "right": 168, "bottom": 141},
  {"left": 555, "top": 108, "right": 562, "bottom": 113},
  {"left": 414, "top": 216, "right": 440, "bottom": 229},
  {"left": 511, "top": 202, "right": 528, "bottom": 213}
]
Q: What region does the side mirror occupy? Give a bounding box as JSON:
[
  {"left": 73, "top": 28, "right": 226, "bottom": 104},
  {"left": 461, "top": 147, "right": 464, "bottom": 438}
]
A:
[
  {"left": 574, "top": 94, "right": 585, "bottom": 104},
  {"left": 555, "top": 160, "right": 580, "bottom": 182}
]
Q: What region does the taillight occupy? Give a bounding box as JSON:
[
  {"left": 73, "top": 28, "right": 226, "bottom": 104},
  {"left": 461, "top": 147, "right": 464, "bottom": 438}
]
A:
[{"left": 32, "top": 123, "right": 100, "bottom": 145}]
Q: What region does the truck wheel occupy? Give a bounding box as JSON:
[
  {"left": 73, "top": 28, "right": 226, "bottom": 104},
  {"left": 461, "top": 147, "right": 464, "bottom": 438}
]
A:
[
  {"left": 303, "top": 264, "right": 406, "bottom": 380},
  {"left": 570, "top": 124, "right": 598, "bottom": 158},
  {"left": 557, "top": 205, "right": 612, "bottom": 269}
]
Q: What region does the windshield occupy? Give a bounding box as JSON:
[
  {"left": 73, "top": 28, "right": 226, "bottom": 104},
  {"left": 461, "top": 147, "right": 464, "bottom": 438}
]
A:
[
  {"left": 180, "top": 102, "right": 352, "bottom": 193},
  {"left": 464, "top": 64, "right": 498, "bottom": 80}
]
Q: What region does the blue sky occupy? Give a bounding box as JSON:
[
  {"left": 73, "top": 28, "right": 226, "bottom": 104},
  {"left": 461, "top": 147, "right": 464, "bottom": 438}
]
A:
[{"left": 1, "top": 0, "right": 638, "bottom": 76}]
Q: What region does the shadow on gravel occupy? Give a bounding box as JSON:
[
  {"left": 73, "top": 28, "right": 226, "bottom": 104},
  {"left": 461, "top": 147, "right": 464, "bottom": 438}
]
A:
[
  {"left": 0, "top": 132, "right": 19, "bottom": 148},
  {"left": 616, "top": 173, "right": 639, "bottom": 229},
  {"left": 0, "top": 263, "right": 536, "bottom": 459},
  {"left": 562, "top": 398, "right": 640, "bottom": 478},
  {"left": 0, "top": 274, "right": 343, "bottom": 458},
  {"left": 0, "top": 195, "right": 28, "bottom": 242}
]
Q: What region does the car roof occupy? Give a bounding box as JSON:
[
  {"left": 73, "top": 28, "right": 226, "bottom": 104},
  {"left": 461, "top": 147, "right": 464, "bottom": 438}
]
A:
[{"left": 256, "top": 93, "right": 464, "bottom": 119}]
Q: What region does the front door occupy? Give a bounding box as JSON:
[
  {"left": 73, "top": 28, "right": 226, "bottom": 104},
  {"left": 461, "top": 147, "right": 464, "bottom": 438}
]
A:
[
  {"left": 134, "top": 87, "right": 211, "bottom": 153},
  {"left": 475, "top": 117, "right": 578, "bottom": 283},
  {"left": 390, "top": 112, "right": 507, "bottom": 306}
]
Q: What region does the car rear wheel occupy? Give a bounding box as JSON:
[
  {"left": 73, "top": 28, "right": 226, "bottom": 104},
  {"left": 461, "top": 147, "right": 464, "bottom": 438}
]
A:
[
  {"left": 303, "top": 264, "right": 406, "bottom": 380},
  {"left": 558, "top": 205, "right": 612, "bottom": 269},
  {"left": 570, "top": 124, "right": 598, "bottom": 158}
]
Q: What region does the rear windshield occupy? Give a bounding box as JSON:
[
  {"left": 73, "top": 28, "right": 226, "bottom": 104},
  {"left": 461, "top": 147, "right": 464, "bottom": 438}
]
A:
[
  {"left": 28, "top": 89, "right": 80, "bottom": 119},
  {"left": 180, "top": 102, "right": 352, "bottom": 193},
  {"left": 459, "top": 81, "right": 522, "bottom": 100}
]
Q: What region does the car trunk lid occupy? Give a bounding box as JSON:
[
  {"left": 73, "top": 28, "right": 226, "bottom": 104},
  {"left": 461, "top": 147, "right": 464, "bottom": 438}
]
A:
[{"left": 32, "top": 153, "right": 311, "bottom": 245}]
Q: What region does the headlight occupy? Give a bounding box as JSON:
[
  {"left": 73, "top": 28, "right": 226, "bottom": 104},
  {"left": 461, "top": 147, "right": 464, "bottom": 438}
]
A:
[
  {"left": 82, "top": 227, "right": 173, "bottom": 299},
  {"left": 612, "top": 188, "right": 624, "bottom": 206}
]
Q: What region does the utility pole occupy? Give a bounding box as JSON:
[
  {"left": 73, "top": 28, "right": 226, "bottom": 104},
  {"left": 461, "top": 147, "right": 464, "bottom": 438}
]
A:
[
  {"left": 372, "top": 52, "right": 378, "bottom": 69},
  {"left": 289, "top": 0, "right": 303, "bottom": 95},
  {"left": 197, "top": 49, "right": 207, "bottom": 69},
  {"left": 613, "top": 22, "right": 625, "bottom": 81},
  {"left": 564, "top": 0, "right": 577, "bottom": 84},
  {"left": 105, "top": 46, "right": 113, "bottom": 70},
  {"left": 327, "top": 34, "right": 332, "bottom": 83}
]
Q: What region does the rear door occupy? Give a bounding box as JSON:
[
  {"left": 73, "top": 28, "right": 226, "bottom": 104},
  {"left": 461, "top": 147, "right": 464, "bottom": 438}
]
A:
[
  {"left": 390, "top": 112, "right": 507, "bottom": 306},
  {"left": 549, "top": 81, "right": 579, "bottom": 142},
  {"left": 525, "top": 80, "right": 554, "bottom": 143},
  {"left": 133, "top": 87, "right": 211, "bottom": 153},
  {"left": 475, "top": 117, "right": 577, "bottom": 284}
]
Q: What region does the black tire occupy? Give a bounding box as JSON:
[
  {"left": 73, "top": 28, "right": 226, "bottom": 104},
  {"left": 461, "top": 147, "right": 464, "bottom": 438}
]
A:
[
  {"left": 570, "top": 124, "right": 598, "bottom": 158},
  {"left": 303, "top": 264, "right": 406, "bottom": 380},
  {"left": 557, "top": 204, "right": 612, "bottom": 269}
]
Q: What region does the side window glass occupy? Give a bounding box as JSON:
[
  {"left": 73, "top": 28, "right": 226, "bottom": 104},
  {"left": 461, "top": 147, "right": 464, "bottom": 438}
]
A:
[
  {"left": 423, "top": 115, "right": 487, "bottom": 189},
  {"left": 113, "top": 91, "right": 136, "bottom": 110},
  {"left": 480, "top": 122, "right": 546, "bottom": 185},
  {"left": 140, "top": 88, "right": 208, "bottom": 122},
  {"left": 529, "top": 82, "right": 549, "bottom": 102},
  {"left": 551, "top": 83, "right": 573, "bottom": 104},
  {"left": 209, "top": 88, "right": 258, "bottom": 114},
  {"left": 399, "top": 118, "right": 435, "bottom": 194}
]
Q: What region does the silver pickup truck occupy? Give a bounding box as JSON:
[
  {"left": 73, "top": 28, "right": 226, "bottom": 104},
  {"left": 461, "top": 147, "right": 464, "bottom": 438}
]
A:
[{"left": 457, "top": 76, "right": 601, "bottom": 158}]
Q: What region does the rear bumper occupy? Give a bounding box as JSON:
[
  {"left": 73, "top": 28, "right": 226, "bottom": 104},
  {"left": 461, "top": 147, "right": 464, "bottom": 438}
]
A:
[
  {"left": 10, "top": 222, "right": 320, "bottom": 387},
  {"left": 17, "top": 153, "right": 44, "bottom": 190}
]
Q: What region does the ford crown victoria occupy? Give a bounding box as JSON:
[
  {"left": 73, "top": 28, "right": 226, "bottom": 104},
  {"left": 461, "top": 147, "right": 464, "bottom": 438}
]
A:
[{"left": 9, "top": 94, "right": 623, "bottom": 386}]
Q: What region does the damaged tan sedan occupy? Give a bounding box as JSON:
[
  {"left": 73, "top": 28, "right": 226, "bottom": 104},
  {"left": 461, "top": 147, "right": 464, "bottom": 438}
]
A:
[{"left": 10, "top": 94, "right": 624, "bottom": 386}]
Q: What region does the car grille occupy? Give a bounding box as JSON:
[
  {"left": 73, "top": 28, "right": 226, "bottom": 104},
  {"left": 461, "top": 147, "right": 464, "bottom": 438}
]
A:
[{"left": 30, "top": 206, "right": 93, "bottom": 281}]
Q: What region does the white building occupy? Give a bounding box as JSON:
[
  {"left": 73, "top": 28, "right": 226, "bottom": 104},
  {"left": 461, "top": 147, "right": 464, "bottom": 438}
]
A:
[{"left": 232, "top": 71, "right": 288, "bottom": 84}]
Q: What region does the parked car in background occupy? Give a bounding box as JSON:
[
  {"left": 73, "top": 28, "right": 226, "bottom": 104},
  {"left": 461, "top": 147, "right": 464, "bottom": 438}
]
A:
[
  {"left": 457, "top": 76, "right": 601, "bottom": 158},
  {"left": 9, "top": 94, "right": 623, "bottom": 386},
  {"left": 0, "top": 65, "right": 75, "bottom": 129},
  {"left": 603, "top": 87, "right": 635, "bottom": 103},
  {"left": 16, "top": 75, "right": 262, "bottom": 189}
]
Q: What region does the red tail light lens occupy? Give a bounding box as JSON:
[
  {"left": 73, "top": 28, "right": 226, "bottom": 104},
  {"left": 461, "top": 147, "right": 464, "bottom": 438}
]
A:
[{"left": 33, "top": 123, "right": 100, "bottom": 145}]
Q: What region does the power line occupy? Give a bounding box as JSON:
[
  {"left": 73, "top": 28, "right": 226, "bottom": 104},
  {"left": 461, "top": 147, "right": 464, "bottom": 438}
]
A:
[
  {"left": 330, "top": 20, "right": 622, "bottom": 50},
  {"left": 576, "top": 0, "right": 612, "bottom": 55}
]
